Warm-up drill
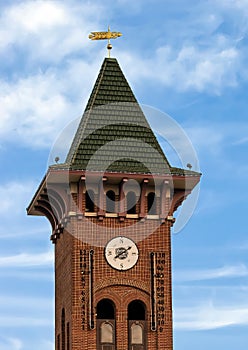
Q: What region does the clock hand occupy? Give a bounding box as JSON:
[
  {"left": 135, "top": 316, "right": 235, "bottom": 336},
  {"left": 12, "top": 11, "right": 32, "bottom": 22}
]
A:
[{"left": 114, "top": 246, "right": 131, "bottom": 259}]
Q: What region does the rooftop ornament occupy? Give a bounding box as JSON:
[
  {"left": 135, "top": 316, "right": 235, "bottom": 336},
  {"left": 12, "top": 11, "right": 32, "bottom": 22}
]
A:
[{"left": 89, "top": 26, "right": 122, "bottom": 58}]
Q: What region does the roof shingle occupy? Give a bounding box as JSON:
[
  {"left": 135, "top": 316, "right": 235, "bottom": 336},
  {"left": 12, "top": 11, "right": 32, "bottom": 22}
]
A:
[{"left": 52, "top": 57, "right": 198, "bottom": 177}]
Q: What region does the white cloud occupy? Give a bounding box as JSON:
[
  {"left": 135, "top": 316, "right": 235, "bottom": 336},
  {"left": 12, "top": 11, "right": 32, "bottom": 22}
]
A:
[
  {"left": 175, "top": 302, "right": 248, "bottom": 330},
  {"left": 0, "top": 72, "right": 74, "bottom": 148},
  {"left": 174, "top": 282, "right": 248, "bottom": 330},
  {"left": 0, "top": 1, "right": 102, "bottom": 62},
  {"left": 120, "top": 42, "right": 240, "bottom": 94},
  {"left": 0, "top": 226, "right": 50, "bottom": 239},
  {"left": 36, "top": 340, "right": 54, "bottom": 350},
  {"left": 183, "top": 125, "right": 224, "bottom": 156},
  {"left": 0, "top": 270, "right": 53, "bottom": 281},
  {"left": 232, "top": 136, "right": 248, "bottom": 145},
  {"left": 0, "top": 58, "right": 102, "bottom": 149},
  {"left": 117, "top": 0, "right": 246, "bottom": 94},
  {"left": 0, "top": 250, "right": 53, "bottom": 267},
  {"left": 216, "top": 0, "right": 248, "bottom": 14},
  {"left": 0, "top": 295, "right": 53, "bottom": 310},
  {"left": 182, "top": 122, "right": 248, "bottom": 165},
  {"left": 237, "top": 241, "right": 248, "bottom": 250},
  {"left": 0, "top": 1, "right": 106, "bottom": 149},
  {"left": 0, "top": 0, "right": 245, "bottom": 184},
  {"left": 0, "top": 181, "right": 37, "bottom": 214},
  {"left": 0, "top": 337, "right": 23, "bottom": 350},
  {"left": 0, "top": 1, "right": 246, "bottom": 151},
  {"left": 174, "top": 263, "right": 248, "bottom": 282},
  {"left": 0, "top": 316, "right": 53, "bottom": 328},
  {"left": 0, "top": 336, "right": 54, "bottom": 350}
]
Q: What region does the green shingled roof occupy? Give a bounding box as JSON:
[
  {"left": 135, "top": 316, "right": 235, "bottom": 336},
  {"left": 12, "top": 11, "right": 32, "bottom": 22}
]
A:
[{"left": 56, "top": 57, "right": 193, "bottom": 176}]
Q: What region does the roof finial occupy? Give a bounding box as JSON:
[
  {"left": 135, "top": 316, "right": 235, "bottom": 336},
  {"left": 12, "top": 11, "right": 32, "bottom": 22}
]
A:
[{"left": 89, "top": 26, "right": 122, "bottom": 58}]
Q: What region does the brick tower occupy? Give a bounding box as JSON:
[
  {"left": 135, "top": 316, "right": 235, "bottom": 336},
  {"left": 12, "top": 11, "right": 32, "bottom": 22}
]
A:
[{"left": 27, "top": 57, "right": 200, "bottom": 350}]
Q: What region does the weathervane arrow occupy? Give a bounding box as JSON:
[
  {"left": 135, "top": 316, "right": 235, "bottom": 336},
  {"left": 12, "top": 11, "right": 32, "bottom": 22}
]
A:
[{"left": 89, "top": 26, "right": 122, "bottom": 57}]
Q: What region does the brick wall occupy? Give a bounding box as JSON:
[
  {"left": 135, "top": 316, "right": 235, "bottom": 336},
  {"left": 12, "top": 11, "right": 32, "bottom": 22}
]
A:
[{"left": 54, "top": 199, "right": 174, "bottom": 350}]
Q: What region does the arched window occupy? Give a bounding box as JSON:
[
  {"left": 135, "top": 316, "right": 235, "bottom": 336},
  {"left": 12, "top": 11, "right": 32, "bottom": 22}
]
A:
[
  {"left": 61, "top": 308, "right": 65, "bottom": 350},
  {"left": 126, "top": 191, "right": 136, "bottom": 214},
  {"left": 128, "top": 300, "right": 146, "bottom": 320},
  {"left": 97, "top": 299, "right": 116, "bottom": 350},
  {"left": 106, "top": 190, "right": 115, "bottom": 213},
  {"left": 85, "top": 190, "right": 95, "bottom": 212},
  {"left": 147, "top": 192, "right": 156, "bottom": 215},
  {"left": 97, "top": 299, "right": 115, "bottom": 319},
  {"left": 128, "top": 300, "right": 147, "bottom": 350}
]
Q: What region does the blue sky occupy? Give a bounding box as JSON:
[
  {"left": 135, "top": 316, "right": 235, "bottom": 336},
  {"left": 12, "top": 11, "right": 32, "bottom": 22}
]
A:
[{"left": 0, "top": 0, "right": 248, "bottom": 349}]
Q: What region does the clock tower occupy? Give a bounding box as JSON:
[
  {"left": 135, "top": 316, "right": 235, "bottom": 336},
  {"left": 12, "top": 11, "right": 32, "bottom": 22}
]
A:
[{"left": 27, "top": 57, "right": 200, "bottom": 350}]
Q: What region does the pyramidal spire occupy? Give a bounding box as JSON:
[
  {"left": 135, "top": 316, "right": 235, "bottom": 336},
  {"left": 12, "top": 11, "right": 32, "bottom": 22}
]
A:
[{"left": 62, "top": 58, "right": 171, "bottom": 174}]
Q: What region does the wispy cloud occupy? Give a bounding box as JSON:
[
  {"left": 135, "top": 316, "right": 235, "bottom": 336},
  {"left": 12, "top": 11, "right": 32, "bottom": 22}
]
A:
[
  {"left": 0, "top": 181, "right": 37, "bottom": 214},
  {"left": 175, "top": 302, "right": 248, "bottom": 330},
  {"left": 118, "top": 0, "right": 245, "bottom": 94},
  {"left": 174, "top": 263, "right": 248, "bottom": 282},
  {"left": 0, "top": 1, "right": 101, "bottom": 62},
  {"left": 0, "top": 335, "right": 54, "bottom": 350},
  {"left": 120, "top": 43, "right": 240, "bottom": 94},
  {"left": 0, "top": 316, "right": 53, "bottom": 328},
  {"left": 0, "top": 58, "right": 103, "bottom": 149},
  {"left": 0, "top": 1, "right": 103, "bottom": 149},
  {"left": 232, "top": 136, "right": 248, "bottom": 145},
  {"left": 0, "top": 270, "right": 53, "bottom": 281},
  {"left": 0, "top": 226, "right": 50, "bottom": 239},
  {"left": 216, "top": 0, "right": 248, "bottom": 17},
  {"left": 0, "top": 337, "right": 22, "bottom": 350},
  {"left": 236, "top": 241, "right": 248, "bottom": 250},
  {"left": 0, "top": 250, "right": 53, "bottom": 267},
  {"left": 0, "top": 295, "right": 53, "bottom": 310},
  {"left": 174, "top": 281, "right": 248, "bottom": 331},
  {"left": 35, "top": 340, "right": 54, "bottom": 350},
  {"left": 0, "top": 0, "right": 247, "bottom": 152}
]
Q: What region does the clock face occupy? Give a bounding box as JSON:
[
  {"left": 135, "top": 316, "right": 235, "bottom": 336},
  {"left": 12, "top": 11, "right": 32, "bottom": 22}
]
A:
[{"left": 105, "top": 236, "right": 139, "bottom": 271}]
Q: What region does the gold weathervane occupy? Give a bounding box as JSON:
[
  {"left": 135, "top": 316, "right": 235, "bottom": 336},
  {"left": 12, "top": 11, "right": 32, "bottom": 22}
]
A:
[{"left": 89, "top": 26, "right": 122, "bottom": 58}]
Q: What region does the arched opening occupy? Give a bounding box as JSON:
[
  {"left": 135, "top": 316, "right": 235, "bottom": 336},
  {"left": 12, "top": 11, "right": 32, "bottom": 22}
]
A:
[
  {"left": 106, "top": 190, "right": 116, "bottom": 213},
  {"left": 147, "top": 192, "right": 157, "bottom": 215},
  {"left": 126, "top": 191, "right": 136, "bottom": 214},
  {"left": 97, "top": 299, "right": 116, "bottom": 350},
  {"left": 97, "top": 299, "right": 115, "bottom": 319},
  {"left": 85, "top": 190, "right": 95, "bottom": 212},
  {"left": 61, "top": 308, "right": 65, "bottom": 350},
  {"left": 128, "top": 300, "right": 146, "bottom": 320},
  {"left": 128, "top": 300, "right": 147, "bottom": 350}
]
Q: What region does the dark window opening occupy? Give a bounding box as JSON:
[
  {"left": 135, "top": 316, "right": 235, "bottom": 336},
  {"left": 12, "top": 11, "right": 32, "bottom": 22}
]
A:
[
  {"left": 61, "top": 308, "right": 65, "bottom": 350},
  {"left": 57, "top": 334, "right": 60, "bottom": 350},
  {"left": 67, "top": 322, "right": 70, "bottom": 350},
  {"left": 126, "top": 191, "right": 136, "bottom": 214},
  {"left": 147, "top": 192, "right": 156, "bottom": 215},
  {"left": 85, "top": 190, "right": 95, "bottom": 212},
  {"left": 97, "top": 299, "right": 116, "bottom": 350},
  {"left": 97, "top": 299, "right": 115, "bottom": 319},
  {"left": 128, "top": 300, "right": 146, "bottom": 320},
  {"left": 128, "top": 301, "right": 147, "bottom": 350},
  {"left": 106, "top": 190, "right": 115, "bottom": 213}
]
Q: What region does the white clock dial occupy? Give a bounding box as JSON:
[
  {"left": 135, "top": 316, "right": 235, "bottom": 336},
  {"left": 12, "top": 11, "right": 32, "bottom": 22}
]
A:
[{"left": 105, "top": 236, "right": 139, "bottom": 271}]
